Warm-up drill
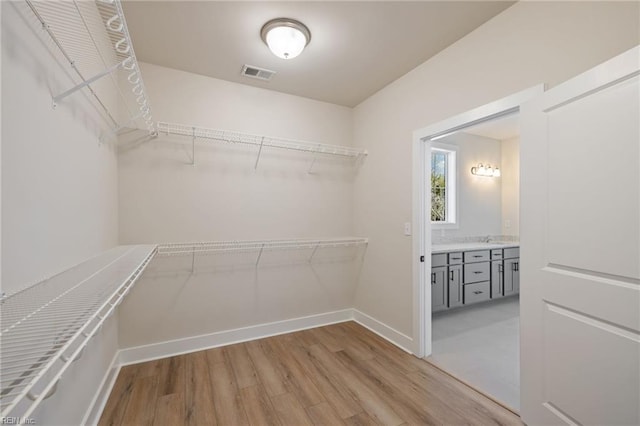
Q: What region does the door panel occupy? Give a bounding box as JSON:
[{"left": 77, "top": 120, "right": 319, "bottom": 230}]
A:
[
  {"left": 547, "top": 76, "right": 639, "bottom": 280},
  {"left": 543, "top": 302, "right": 639, "bottom": 426},
  {"left": 520, "top": 46, "right": 640, "bottom": 425}
]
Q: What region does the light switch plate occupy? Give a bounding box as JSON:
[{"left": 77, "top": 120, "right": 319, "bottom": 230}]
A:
[{"left": 404, "top": 222, "right": 411, "bottom": 236}]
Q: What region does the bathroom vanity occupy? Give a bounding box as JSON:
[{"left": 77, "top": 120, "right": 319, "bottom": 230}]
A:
[{"left": 431, "top": 243, "right": 519, "bottom": 313}]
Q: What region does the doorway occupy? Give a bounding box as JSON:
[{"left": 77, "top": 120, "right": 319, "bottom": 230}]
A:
[
  {"left": 411, "top": 84, "right": 544, "bottom": 411},
  {"left": 429, "top": 112, "right": 521, "bottom": 410}
]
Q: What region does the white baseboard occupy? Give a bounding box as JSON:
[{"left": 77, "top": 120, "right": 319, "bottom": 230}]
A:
[
  {"left": 352, "top": 309, "right": 414, "bottom": 354},
  {"left": 82, "top": 352, "right": 122, "bottom": 426},
  {"left": 118, "top": 309, "right": 353, "bottom": 366}
]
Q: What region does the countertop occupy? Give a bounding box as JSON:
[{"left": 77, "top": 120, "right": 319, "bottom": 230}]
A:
[{"left": 431, "top": 241, "right": 519, "bottom": 254}]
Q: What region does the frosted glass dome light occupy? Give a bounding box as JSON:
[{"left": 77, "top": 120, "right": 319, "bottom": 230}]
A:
[{"left": 261, "top": 18, "right": 311, "bottom": 60}]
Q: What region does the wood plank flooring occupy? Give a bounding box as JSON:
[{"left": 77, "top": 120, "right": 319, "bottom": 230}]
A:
[{"left": 99, "top": 322, "right": 521, "bottom": 426}]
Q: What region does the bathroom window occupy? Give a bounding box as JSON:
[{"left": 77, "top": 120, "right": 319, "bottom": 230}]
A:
[{"left": 430, "top": 144, "right": 457, "bottom": 226}]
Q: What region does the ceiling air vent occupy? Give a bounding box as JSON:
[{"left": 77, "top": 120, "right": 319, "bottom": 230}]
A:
[{"left": 241, "top": 64, "right": 276, "bottom": 81}]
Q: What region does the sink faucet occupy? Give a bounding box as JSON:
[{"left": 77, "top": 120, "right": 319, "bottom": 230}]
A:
[{"left": 484, "top": 235, "right": 492, "bottom": 243}]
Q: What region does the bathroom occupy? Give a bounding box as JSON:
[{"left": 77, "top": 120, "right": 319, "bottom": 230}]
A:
[{"left": 429, "top": 112, "right": 521, "bottom": 411}]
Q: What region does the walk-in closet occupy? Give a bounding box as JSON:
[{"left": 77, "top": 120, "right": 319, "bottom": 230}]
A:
[{"left": 2, "top": 1, "right": 638, "bottom": 425}]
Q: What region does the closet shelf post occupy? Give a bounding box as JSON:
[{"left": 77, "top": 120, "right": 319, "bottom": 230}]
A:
[
  {"left": 192, "top": 127, "right": 196, "bottom": 166},
  {"left": 256, "top": 243, "right": 265, "bottom": 266},
  {"left": 308, "top": 241, "right": 320, "bottom": 262},
  {"left": 308, "top": 144, "right": 321, "bottom": 174},
  {"left": 255, "top": 136, "right": 265, "bottom": 169}
]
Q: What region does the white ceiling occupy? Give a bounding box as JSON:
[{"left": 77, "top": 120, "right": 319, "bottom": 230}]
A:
[{"left": 122, "top": 1, "right": 514, "bottom": 107}]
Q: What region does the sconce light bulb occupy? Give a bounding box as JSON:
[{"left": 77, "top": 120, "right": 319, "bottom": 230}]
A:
[{"left": 471, "top": 163, "right": 500, "bottom": 177}]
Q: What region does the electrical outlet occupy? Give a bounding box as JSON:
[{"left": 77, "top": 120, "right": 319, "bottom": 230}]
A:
[
  {"left": 505, "top": 219, "right": 511, "bottom": 229},
  {"left": 404, "top": 222, "right": 411, "bottom": 236}
]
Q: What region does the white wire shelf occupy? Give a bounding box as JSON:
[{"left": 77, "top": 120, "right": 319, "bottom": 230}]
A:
[
  {"left": 0, "top": 245, "right": 156, "bottom": 418},
  {"left": 25, "top": 0, "right": 155, "bottom": 137},
  {"left": 156, "top": 238, "right": 369, "bottom": 261},
  {"left": 156, "top": 121, "right": 368, "bottom": 168}
]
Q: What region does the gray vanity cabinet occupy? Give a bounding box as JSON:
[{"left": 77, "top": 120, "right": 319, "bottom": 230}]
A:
[
  {"left": 431, "top": 266, "right": 448, "bottom": 312},
  {"left": 431, "top": 245, "right": 519, "bottom": 313},
  {"left": 503, "top": 258, "right": 520, "bottom": 296},
  {"left": 503, "top": 247, "right": 520, "bottom": 297},
  {"left": 448, "top": 264, "right": 463, "bottom": 308},
  {"left": 491, "top": 260, "right": 504, "bottom": 298}
]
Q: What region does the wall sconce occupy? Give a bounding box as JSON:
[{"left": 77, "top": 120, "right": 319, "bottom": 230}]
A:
[{"left": 471, "top": 163, "right": 501, "bottom": 177}]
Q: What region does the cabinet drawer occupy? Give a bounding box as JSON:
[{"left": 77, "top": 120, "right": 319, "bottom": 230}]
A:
[
  {"left": 490, "top": 249, "right": 503, "bottom": 260},
  {"left": 448, "top": 252, "right": 463, "bottom": 265},
  {"left": 504, "top": 247, "right": 520, "bottom": 259},
  {"left": 464, "top": 281, "right": 490, "bottom": 305},
  {"left": 464, "top": 250, "right": 490, "bottom": 263},
  {"left": 432, "top": 253, "right": 447, "bottom": 267},
  {"left": 463, "top": 262, "right": 490, "bottom": 283}
]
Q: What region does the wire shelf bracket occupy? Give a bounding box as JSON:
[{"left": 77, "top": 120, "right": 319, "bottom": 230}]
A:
[
  {"left": 0, "top": 245, "right": 156, "bottom": 419},
  {"left": 157, "top": 121, "right": 368, "bottom": 169},
  {"left": 52, "top": 60, "right": 122, "bottom": 108}
]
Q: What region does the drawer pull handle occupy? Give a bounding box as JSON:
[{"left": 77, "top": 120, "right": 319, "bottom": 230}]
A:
[
  {"left": 473, "top": 271, "right": 483, "bottom": 274},
  {"left": 473, "top": 255, "right": 483, "bottom": 258},
  {"left": 473, "top": 291, "right": 483, "bottom": 295},
  {"left": 451, "top": 257, "right": 461, "bottom": 260}
]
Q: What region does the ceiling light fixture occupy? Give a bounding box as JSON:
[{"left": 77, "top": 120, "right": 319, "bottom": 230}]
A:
[{"left": 261, "top": 18, "right": 311, "bottom": 60}]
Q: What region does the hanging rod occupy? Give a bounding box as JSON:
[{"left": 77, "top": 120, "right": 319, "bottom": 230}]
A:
[
  {"left": 156, "top": 237, "right": 368, "bottom": 257},
  {"left": 156, "top": 121, "right": 368, "bottom": 160},
  {"left": 24, "top": 0, "right": 156, "bottom": 136},
  {"left": 0, "top": 245, "right": 156, "bottom": 419}
]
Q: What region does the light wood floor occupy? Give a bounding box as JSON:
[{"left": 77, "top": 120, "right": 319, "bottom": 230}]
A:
[{"left": 99, "top": 321, "right": 521, "bottom": 426}]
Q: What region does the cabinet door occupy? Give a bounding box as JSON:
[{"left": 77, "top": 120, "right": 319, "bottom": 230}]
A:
[
  {"left": 448, "top": 264, "right": 463, "bottom": 308},
  {"left": 491, "top": 260, "right": 504, "bottom": 298},
  {"left": 431, "top": 266, "right": 447, "bottom": 312},
  {"left": 503, "top": 258, "right": 519, "bottom": 296}
]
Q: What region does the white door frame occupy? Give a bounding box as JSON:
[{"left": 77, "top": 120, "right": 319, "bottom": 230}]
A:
[{"left": 411, "top": 84, "right": 545, "bottom": 357}]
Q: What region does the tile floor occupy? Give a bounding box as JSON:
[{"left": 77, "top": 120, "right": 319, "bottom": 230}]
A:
[{"left": 430, "top": 296, "right": 520, "bottom": 411}]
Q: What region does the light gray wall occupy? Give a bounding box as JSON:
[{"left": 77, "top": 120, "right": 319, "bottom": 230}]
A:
[
  {"left": 1, "top": 2, "right": 119, "bottom": 295},
  {"left": 117, "top": 62, "right": 359, "bottom": 348},
  {"left": 501, "top": 136, "right": 520, "bottom": 236},
  {"left": 432, "top": 132, "right": 503, "bottom": 240},
  {"left": 352, "top": 1, "right": 640, "bottom": 337},
  {"left": 118, "top": 62, "right": 354, "bottom": 244}
]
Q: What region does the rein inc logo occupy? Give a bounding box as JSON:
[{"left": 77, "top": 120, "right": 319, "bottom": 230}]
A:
[{"left": 0, "top": 418, "right": 35, "bottom": 425}]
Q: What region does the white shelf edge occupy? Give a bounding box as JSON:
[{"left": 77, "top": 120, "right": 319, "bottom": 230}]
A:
[
  {"left": 0, "top": 245, "right": 157, "bottom": 418},
  {"left": 156, "top": 121, "right": 368, "bottom": 159},
  {"left": 156, "top": 237, "right": 369, "bottom": 257}
]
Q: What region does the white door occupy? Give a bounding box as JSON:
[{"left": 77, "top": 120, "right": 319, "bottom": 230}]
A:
[{"left": 520, "top": 46, "right": 640, "bottom": 425}]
